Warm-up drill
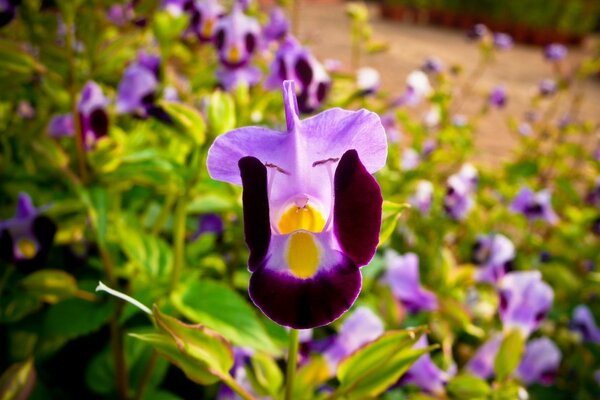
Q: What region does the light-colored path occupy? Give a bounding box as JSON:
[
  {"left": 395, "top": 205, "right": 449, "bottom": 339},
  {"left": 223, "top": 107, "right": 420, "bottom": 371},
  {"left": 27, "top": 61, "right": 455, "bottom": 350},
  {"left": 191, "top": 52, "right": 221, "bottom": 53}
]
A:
[{"left": 298, "top": 2, "right": 600, "bottom": 165}]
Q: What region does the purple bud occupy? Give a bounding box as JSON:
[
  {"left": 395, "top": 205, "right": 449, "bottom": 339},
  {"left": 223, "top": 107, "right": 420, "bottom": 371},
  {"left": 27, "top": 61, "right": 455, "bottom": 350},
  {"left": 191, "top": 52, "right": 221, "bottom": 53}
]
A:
[
  {"left": 489, "top": 85, "right": 507, "bottom": 108},
  {"left": 539, "top": 79, "right": 557, "bottom": 97},
  {"left": 544, "top": 43, "right": 567, "bottom": 61},
  {"left": 263, "top": 7, "right": 289, "bottom": 42},
  {"left": 493, "top": 32, "right": 513, "bottom": 50},
  {"left": 467, "top": 23, "right": 488, "bottom": 40},
  {"left": 571, "top": 305, "right": 600, "bottom": 343},
  {"left": 421, "top": 56, "right": 444, "bottom": 74}
]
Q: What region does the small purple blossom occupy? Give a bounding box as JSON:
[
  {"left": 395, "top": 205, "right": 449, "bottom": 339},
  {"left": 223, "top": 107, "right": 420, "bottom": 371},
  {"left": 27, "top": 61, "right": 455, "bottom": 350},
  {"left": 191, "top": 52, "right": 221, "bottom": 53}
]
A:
[
  {"left": 498, "top": 271, "right": 553, "bottom": 337},
  {"left": 47, "top": 114, "right": 75, "bottom": 138},
  {"left": 380, "top": 112, "right": 401, "bottom": 143},
  {"left": 78, "top": 81, "right": 110, "bottom": 148},
  {"left": 571, "top": 304, "right": 600, "bottom": 343},
  {"left": 516, "top": 337, "right": 561, "bottom": 386},
  {"left": 443, "top": 164, "right": 477, "bottom": 220},
  {"left": 421, "top": 56, "right": 444, "bottom": 74},
  {"left": 467, "top": 23, "right": 489, "bottom": 41},
  {"left": 401, "top": 148, "right": 420, "bottom": 171},
  {"left": 510, "top": 187, "right": 559, "bottom": 224},
  {"left": 107, "top": 3, "right": 134, "bottom": 26},
  {"left": 401, "top": 335, "right": 453, "bottom": 394},
  {"left": 493, "top": 32, "right": 513, "bottom": 50},
  {"left": 191, "top": 0, "right": 225, "bottom": 43},
  {"left": 518, "top": 122, "right": 533, "bottom": 137},
  {"left": 395, "top": 70, "right": 432, "bottom": 107},
  {"left": 214, "top": 6, "right": 260, "bottom": 69},
  {"left": 489, "top": 85, "right": 507, "bottom": 108},
  {"left": 323, "top": 307, "right": 384, "bottom": 371},
  {"left": 410, "top": 180, "right": 434, "bottom": 215},
  {"left": 0, "top": 0, "right": 19, "bottom": 28},
  {"left": 263, "top": 7, "right": 289, "bottom": 42},
  {"left": 382, "top": 250, "right": 438, "bottom": 313},
  {"left": 356, "top": 67, "right": 380, "bottom": 96},
  {"left": 472, "top": 233, "right": 515, "bottom": 284},
  {"left": 544, "top": 43, "right": 567, "bottom": 61},
  {"left": 192, "top": 214, "right": 224, "bottom": 241},
  {"left": 539, "top": 79, "right": 557, "bottom": 97},
  {"left": 466, "top": 333, "right": 503, "bottom": 379},
  {"left": 216, "top": 64, "right": 261, "bottom": 91}
]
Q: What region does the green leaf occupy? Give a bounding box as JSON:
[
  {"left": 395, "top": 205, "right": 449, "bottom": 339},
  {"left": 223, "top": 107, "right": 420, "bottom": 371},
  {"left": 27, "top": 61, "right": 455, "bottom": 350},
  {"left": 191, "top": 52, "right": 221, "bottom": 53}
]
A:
[
  {"left": 116, "top": 222, "right": 173, "bottom": 279},
  {"left": 0, "top": 358, "right": 36, "bottom": 400},
  {"left": 0, "top": 291, "right": 42, "bottom": 323},
  {"left": 292, "top": 354, "right": 331, "bottom": 399},
  {"left": 171, "top": 280, "right": 281, "bottom": 355},
  {"left": 494, "top": 330, "right": 525, "bottom": 381},
  {"left": 378, "top": 201, "right": 410, "bottom": 246},
  {"left": 89, "top": 186, "right": 108, "bottom": 246},
  {"left": 447, "top": 373, "right": 491, "bottom": 399},
  {"left": 161, "top": 102, "right": 206, "bottom": 145},
  {"left": 42, "top": 298, "right": 115, "bottom": 340},
  {"left": 0, "top": 39, "right": 40, "bottom": 76},
  {"left": 152, "top": 11, "right": 190, "bottom": 46},
  {"left": 245, "top": 352, "right": 283, "bottom": 398},
  {"left": 335, "top": 328, "right": 430, "bottom": 399},
  {"left": 20, "top": 270, "right": 78, "bottom": 303},
  {"left": 207, "top": 91, "right": 236, "bottom": 136}
]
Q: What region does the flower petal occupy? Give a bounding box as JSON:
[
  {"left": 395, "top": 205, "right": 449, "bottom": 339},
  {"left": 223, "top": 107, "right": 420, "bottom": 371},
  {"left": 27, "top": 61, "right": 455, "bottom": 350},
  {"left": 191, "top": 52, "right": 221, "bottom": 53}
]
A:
[
  {"left": 333, "top": 149, "right": 382, "bottom": 266},
  {"left": 239, "top": 156, "right": 271, "bottom": 272}
]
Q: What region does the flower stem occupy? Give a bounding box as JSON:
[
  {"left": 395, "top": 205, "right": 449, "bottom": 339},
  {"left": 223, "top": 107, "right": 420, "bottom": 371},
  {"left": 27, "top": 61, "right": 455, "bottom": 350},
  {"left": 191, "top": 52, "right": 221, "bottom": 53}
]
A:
[
  {"left": 170, "top": 195, "right": 188, "bottom": 292},
  {"left": 219, "top": 372, "right": 256, "bottom": 400},
  {"left": 285, "top": 329, "right": 300, "bottom": 400}
]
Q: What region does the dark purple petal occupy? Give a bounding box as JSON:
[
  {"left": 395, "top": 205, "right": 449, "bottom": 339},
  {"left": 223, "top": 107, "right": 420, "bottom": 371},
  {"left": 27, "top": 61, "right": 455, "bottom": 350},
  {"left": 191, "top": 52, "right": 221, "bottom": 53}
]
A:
[
  {"left": 248, "top": 254, "right": 361, "bottom": 329},
  {"left": 239, "top": 156, "right": 271, "bottom": 272},
  {"left": 333, "top": 149, "right": 382, "bottom": 267},
  {"left": 88, "top": 108, "right": 109, "bottom": 138},
  {"left": 295, "top": 56, "right": 313, "bottom": 87}
]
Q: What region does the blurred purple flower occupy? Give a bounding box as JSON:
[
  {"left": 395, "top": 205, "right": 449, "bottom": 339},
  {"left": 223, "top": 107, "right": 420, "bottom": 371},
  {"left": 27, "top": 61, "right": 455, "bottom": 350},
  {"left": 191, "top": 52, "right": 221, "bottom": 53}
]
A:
[
  {"left": 452, "top": 114, "right": 468, "bottom": 128},
  {"left": 516, "top": 337, "right": 561, "bottom": 386},
  {"left": 421, "top": 56, "right": 444, "bottom": 74},
  {"left": 592, "top": 216, "right": 600, "bottom": 236},
  {"left": 0, "top": 0, "right": 19, "bottom": 28},
  {"left": 544, "top": 43, "right": 567, "bottom": 61},
  {"left": 265, "top": 36, "right": 330, "bottom": 113},
  {"left": 323, "top": 307, "right": 384, "bottom": 371},
  {"left": 214, "top": 6, "right": 260, "bottom": 69},
  {"left": 472, "top": 233, "right": 515, "bottom": 284},
  {"left": 382, "top": 250, "right": 438, "bottom": 313},
  {"left": 263, "top": 7, "right": 289, "bottom": 42},
  {"left": 107, "top": 3, "right": 134, "bottom": 26},
  {"left": 191, "top": 0, "right": 225, "bottom": 43},
  {"left": 216, "top": 64, "right": 261, "bottom": 91},
  {"left": 191, "top": 214, "right": 224, "bottom": 241},
  {"left": 0, "top": 193, "right": 56, "bottom": 268},
  {"left": 402, "top": 335, "right": 453, "bottom": 394},
  {"left": 116, "top": 52, "right": 163, "bottom": 118},
  {"left": 395, "top": 70, "right": 432, "bottom": 107},
  {"left": 539, "top": 79, "right": 557, "bottom": 97},
  {"left": 48, "top": 114, "right": 75, "bottom": 138},
  {"left": 571, "top": 304, "right": 600, "bottom": 343},
  {"left": 510, "top": 187, "right": 559, "bottom": 224},
  {"left": 489, "top": 85, "right": 507, "bottom": 108},
  {"left": 493, "top": 32, "right": 513, "bottom": 50},
  {"left": 466, "top": 333, "right": 503, "bottom": 379},
  {"left": 380, "top": 112, "right": 401, "bottom": 143},
  {"left": 410, "top": 180, "right": 434, "bottom": 215},
  {"left": 217, "top": 348, "right": 255, "bottom": 400},
  {"left": 586, "top": 178, "right": 600, "bottom": 209},
  {"left": 17, "top": 100, "right": 35, "bottom": 119},
  {"left": 444, "top": 164, "right": 477, "bottom": 220},
  {"left": 356, "top": 67, "right": 380, "bottom": 96},
  {"left": 498, "top": 271, "right": 553, "bottom": 337},
  {"left": 78, "top": 81, "right": 110, "bottom": 148},
  {"left": 518, "top": 122, "right": 533, "bottom": 137},
  {"left": 467, "top": 23, "right": 488, "bottom": 40},
  {"left": 401, "top": 148, "right": 420, "bottom": 171}
]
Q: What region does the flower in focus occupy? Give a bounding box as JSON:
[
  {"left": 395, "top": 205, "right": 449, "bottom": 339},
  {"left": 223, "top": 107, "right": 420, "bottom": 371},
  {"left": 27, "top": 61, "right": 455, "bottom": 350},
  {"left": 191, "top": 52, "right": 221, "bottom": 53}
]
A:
[
  {"left": 410, "top": 180, "right": 434, "bottom": 215},
  {"left": 516, "top": 337, "right": 561, "bottom": 386},
  {"left": 0, "top": 193, "right": 56, "bottom": 269},
  {"left": 466, "top": 333, "right": 503, "bottom": 379},
  {"left": 544, "top": 43, "right": 567, "bottom": 61},
  {"left": 381, "top": 250, "right": 438, "bottom": 313},
  {"left": 401, "top": 335, "right": 453, "bottom": 394},
  {"left": 570, "top": 304, "right": 600, "bottom": 343},
  {"left": 443, "top": 164, "right": 477, "bottom": 220},
  {"left": 207, "top": 81, "right": 387, "bottom": 329},
  {"left": 356, "top": 67, "right": 380, "bottom": 96},
  {"left": 0, "top": 0, "right": 20, "bottom": 28},
  {"left": 510, "top": 187, "right": 559, "bottom": 224},
  {"left": 263, "top": 7, "right": 289, "bottom": 42},
  {"left": 323, "top": 307, "right": 384, "bottom": 371},
  {"left": 265, "top": 36, "right": 331, "bottom": 113},
  {"left": 471, "top": 233, "right": 515, "bottom": 284},
  {"left": 498, "top": 271, "right": 553, "bottom": 337},
  {"left": 493, "top": 32, "right": 513, "bottom": 50},
  {"left": 489, "top": 85, "right": 507, "bottom": 108}
]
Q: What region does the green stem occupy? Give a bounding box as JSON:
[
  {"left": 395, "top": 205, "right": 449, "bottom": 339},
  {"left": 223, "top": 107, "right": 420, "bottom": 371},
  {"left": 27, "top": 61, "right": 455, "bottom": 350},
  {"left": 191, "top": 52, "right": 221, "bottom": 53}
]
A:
[
  {"left": 134, "top": 351, "right": 159, "bottom": 400},
  {"left": 220, "top": 373, "right": 256, "bottom": 400},
  {"left": 285, "top": 329, "right": 300, "bottom": 400},
  {"left": 151, "top": 194, "right": 176, "bottom": 236},
  {"left": 170, "top": 195, "right": 188, "bottom": 292}
]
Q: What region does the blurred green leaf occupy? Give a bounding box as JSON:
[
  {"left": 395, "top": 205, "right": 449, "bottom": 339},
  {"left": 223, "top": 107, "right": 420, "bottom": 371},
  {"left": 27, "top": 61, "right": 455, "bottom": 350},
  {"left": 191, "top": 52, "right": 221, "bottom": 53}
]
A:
[
  {"left": 20, "top": 270, "right": 78, "bottom": 304},
  {"left": 42, "top": 297, "right": 114, "bottom": 341},
  {"left": 494, "top": 330, "right": 525, "bottom": 381},
  {"left": 161, "top": 102, "right": 206, "bottom": 145},
  {"left": 0, "top": 358, "right": 36, "bottom": 400},
  {"left": 447, "top": 373, "right": 491, "bottom": 399},
  {"left": 171, "top": 280, "right": 281, "bottom": 355},
  {"left": 117, "top": 222, "right": 173, "bottom": 279},
  {"left": 0, "top": 291, "right": 42, "bottom": 324},
  {"left": 335, "top": 328, "right": 430, "bottom": 399},
  {"left": 152, "top": 11, "right": 190, "bottom": 47},
  {"left": 379, "top": 201, "right": 410, "bottom": 246},
  {"left": 208, "top": 91, "right": 236, "bottom": 136},
  {"left": 245, "top": 352, "right": 283, "bottom": 398}
]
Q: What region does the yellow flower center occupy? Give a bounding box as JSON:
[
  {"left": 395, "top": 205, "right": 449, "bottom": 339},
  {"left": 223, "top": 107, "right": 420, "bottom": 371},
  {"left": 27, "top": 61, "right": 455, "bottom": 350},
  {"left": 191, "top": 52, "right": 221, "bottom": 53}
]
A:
[
  {"left": 228, "top": 46, "right": 241, "bottom": 63},
  {"left": 17, "top": 238, "right": 36, "bottom": 259},
  {"left": 203, "top": 19, "right": 215, "bottom": 37},
  {"left": 277, "top": 204, "right": 325, "bottom": 235},
  {"left": 287, "top": 232, "right": 320, "bottom": 279}
]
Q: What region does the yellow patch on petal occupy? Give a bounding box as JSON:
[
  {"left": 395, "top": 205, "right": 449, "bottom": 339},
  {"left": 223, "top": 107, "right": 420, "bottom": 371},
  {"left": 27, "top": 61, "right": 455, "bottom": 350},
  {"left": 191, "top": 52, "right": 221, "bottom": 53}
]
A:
[
  {"left": 278, "top": 204, "right": 325, "bottom": 235},
  {"left": 17, "top": 238, "right": 36, "bottom": 259},
  {"left": 228, "top": 47, "right": 241, "bottom": 63},
  {"left": 203, "top": 19, "right": 214, "bottom": 37},
  {"left": 287, "top": 232, "right": 320, "bottom": 279}
]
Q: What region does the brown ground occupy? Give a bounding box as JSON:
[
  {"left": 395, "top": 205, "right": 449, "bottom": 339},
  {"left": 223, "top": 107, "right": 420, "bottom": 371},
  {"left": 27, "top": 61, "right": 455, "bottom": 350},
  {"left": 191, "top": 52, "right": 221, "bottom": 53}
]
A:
[{"left": 297, "top": 2, "right": 600, "bottom": 166}]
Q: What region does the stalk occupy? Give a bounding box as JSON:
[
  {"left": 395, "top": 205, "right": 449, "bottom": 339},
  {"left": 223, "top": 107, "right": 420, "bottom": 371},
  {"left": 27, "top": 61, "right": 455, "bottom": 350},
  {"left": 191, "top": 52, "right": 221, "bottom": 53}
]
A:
[{"left": 285, "top": 329, "right": 300, "bottom": 400}]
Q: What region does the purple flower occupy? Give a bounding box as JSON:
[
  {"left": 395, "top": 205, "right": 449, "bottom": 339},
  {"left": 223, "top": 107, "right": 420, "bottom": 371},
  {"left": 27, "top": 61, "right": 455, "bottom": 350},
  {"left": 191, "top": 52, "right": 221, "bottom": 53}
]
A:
[
  {"left": 380, "top": 112, "right": 401, "bottom": 143},
  {"left": 443, "top": 164, "right": 477, "bottom": 220},
  {"left": 192, "top": 214, "right": 224, "bottom": 241},
  {"left": 510, "top": 187, "right": 559, "bottom": 224},
  {"left": 107, "top": 3, "right": 134, "bottom": 26},
  {"left": 498, "top": 271, "right": 553, "bottom": 337},
  {"left": 539, "top": 79, "right": 557, "bottom": 97},
  {"left": 0, "top": 193, "right": 56, "bottom": 268},
  {"left": 78, "top": 81, "right": 110, "bottom": 148},
  {"left": 17, "top": 100, "right": 34, "bottom": 119},
  {"left": 395, "top": 70, "right": 432, "bottom": 107},
  {"left": 0, "top": 0, "right": 19, "bottom": 28},
  {"left": 382, "top": 250, "right": 438, "bottom": 313},
  {"left": 47, "top": 114, "right": 75, "bottom": 138},
  {"left": 216, "top": 348, "right": 255, "bottom": 400},
  {"left": 410, "top": 180, "right": 434, "bottom": 215},
  {"left": 489, "top": 85, "right": 507, "bottom": 108},
  {"left": 401, "top": 148, "right": 420, "bottom": 171},
  {"left": 571, "top": 304, "right": 600, "bottom": 343},
  {"left": 402, "top": 335, "right": 452, "bottom": 394},
  {"left": 466, "top": 333, "right": 503, "bottom": 379},
  {"left": 216, "top": 65, "right": 261, "bottom": 91},
  {"left": 265, "top": 36, "right": 330, "bottom": 113},
  {"left": 518, "top": 122, "right": 533, "bottom": 137},
  {"left": 356, "top": 67, "right": 380, "bottom": 96},
  {"left": 421, "top": 56, "right": 444, "bottom": 74},
  {"left": 586, "top": 178, "right": 600, "bottom": 209},
  {"left": 467, "top": 23, "right": 488, "bottom": 41},
  {"left": 544, "top": 43, "right": 567, "bottom": 61},
  {"left": 190, "top": 0, "right": 225, "bottom": 43},
  {"left": 214, "top": 6, "right": 260, "bottom": 69},
  {"left": 516, "top": 337, "right": 561, "bottom": 386},
  {"left": 206, "top": 81, "right": 387, "bottom": 329},
  {"left": 323, "top": 307, "right": 384, "bottom": 371},
  {"left": 472, "top": 233, "right": 515, "bottom": 284},
  {"left": 116, "top": 52, "right": 161, "bottom": 117},
  {"left": 263, "top": 7, "right": 289, "bottom": 42},
  {"left": 493, "top": 32, "right": 513, "bottom": 50}
]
